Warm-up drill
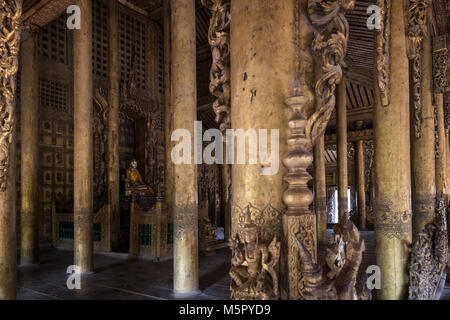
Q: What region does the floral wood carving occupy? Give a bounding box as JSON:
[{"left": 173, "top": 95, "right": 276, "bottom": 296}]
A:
[
  {"left": 229, "top": 224, "right": 280, "bottom": 300},
  {"left": 202, "top": 0, "right": 231, "bottom": 132},
  {"left": 409, "top": 198, "right": 449, "bottom": 300},
  {"left": 295, "top": 220, "right": 372, "bottom": 300},
  {"left": 407, "top": 0, "right": 429, "bottom": 139},
  {"left": 306, "top": 0, "right": 355, "bottom": 145},
  {"left": 433, "top": 36, "right": 448, "bottom": 94},
  {"left": 376, "top": 0, "right": 391, "bottom": 107},
  {"left": 0, "top": 0, "right": 21, "bottom": 192}
]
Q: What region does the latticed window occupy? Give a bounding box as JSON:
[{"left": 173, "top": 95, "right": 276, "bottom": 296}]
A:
[
  {"left": 92, "top": 0, "right": 109, "bottom": 79},
  {"left": 39, "top": 78, "right": 68, "bottom": 112},
  {"left": 93, "top": 223, "right": 102, "bottom": 242},
  {"left": 139, "top": 224, "right": 151, "bottom": 246},
  {"left": 59, "top": 222, "right": 74, "bottom": 239},
  {"left": 37, "top": 14, "right": 67, "bottom": 64},
  {"left": 119, "top": 8, "right": 147, "bottom": 89}
]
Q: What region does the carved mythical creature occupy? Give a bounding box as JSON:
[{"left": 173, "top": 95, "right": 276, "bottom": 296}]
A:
[
  {"left": 409, "top": 198, "right": 449, "bottom": 300},
  {"left": 229, "top": 224, "right": 280, "bottom": 300},
  {"left": 201, "top": 0, "right": 230, "bottom": 132},
  {"left": 295, "top": 220, "right": 372, "bottom": 300},
  {"left": 0, "top": 0, "right": 21, "bottom": 192},
  {"left": 125, "top": 159, "right": 154, "bottom": 196}
]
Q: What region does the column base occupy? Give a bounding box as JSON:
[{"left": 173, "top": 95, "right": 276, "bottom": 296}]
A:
[
  {"left": 18, "top": 262, "right": 39, "bottom": 268},
  {"left": 172, "top": 289, "right": 202, "bottom": 299}
]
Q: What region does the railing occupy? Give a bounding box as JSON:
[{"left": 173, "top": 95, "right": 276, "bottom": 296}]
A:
[{"left": 52, "top": 203, "right": 111, "bottom": 252}]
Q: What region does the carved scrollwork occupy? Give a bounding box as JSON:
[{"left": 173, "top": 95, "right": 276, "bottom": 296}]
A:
[
  {"left": 407, "top": 0, "right": 429, "bottom": 139},
  {"left": 0, "top": 0, "right": 21, "bottom": 192},
  {"left": 433, "top": 36, "right": 448, "bottom": 94},
  {"left": 94, "top": 87, "right": 108, "bottom": 202},
  {"left": 409, "top": 198, "right": 449, "bottom": 300},
  {"left": 229, "top": 224, "right": 280, "bottom": 300},
  {"left": 295, "top": 220, "right": 372, "bottom": 300},
  {"left": 306, "top": 0, "right": 355, "bottom": 145},
  {"left": 202, "top": 0, "right": 231, "bottom": 132},
  {"left": 375, "top": 0, "right": 391, "bottom": 107}
]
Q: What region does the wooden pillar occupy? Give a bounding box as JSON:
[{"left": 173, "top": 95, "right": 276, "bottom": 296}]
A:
[
  {"left": 355, "top": 139, "right": 366, "bottom": 230},
  {"left": 410, "top": 35, "right": 436, "bottom": 240},
  {"left": 20, "top": 28, "right": 39, "bottom": 265},
  {"left": 107, "top": 0, "right": 120, "bottom": 251},
  {"left": 433, "top": 37, "right": 448, "bottom": 201},
  {"left": 314, "top": 135, "right": 327, "bottom": 243},
  {"left": 373, "top": 0, "right": 412, "bottom": 300},
  {"left": 171, "top": 0, "right": 199, "bottom": 296},
  {"left": 73, "top": 0, "right": 94, "bottom": 274},
  {"left": 337, "top": 75, "right": 348, "bottom": 222},
  {"left": 0, "top": 0, "right": 21, "bottom": 300},
  {"left": 164, "top": 0, "right": 173, "bottom": 223}
]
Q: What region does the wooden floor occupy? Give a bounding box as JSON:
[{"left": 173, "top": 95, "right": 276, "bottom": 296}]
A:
[{"left": 17, "top": 231, "right": 450, "bottom": 300}]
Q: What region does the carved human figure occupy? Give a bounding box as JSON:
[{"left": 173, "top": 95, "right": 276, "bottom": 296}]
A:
[
  {"left": 229, "top": 224, "right": 280, "bottom": 300},
  {"left": 125, "top": 159, "right": 154, "bottom": 195}
]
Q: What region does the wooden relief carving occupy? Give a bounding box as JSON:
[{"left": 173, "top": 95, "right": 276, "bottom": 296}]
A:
[
  {"left": 433, "top": 36, "right": 448, "bottom": 94},
  {"left": 376, "top": 0, "right": 391, "bottom": 107},
  {"left": 407, "top": 0, "right": 429, "bottom": 139},
  {"left": 295, "top": 220, "right": 372, "bottom": 300},
  {"left": 229, "top": 224, "right": 280, "bottom": 300},
  {"left": 94, "top": 87, "right": 108, "bottom": 202},
  {"left": 409, "top": 198, "right": 449, "bottom": 300},
  {"left": 306, "top": 0, "right": 354, "bottom": 145},
  {"left": 202, "top": 0, "right": 231, "bottom": 132},
  {"left": 0, "top": 0, "right": 21, "bottom": 192},
  {"left": 280, "top": 0, "right": 354, "bottom": 300}
]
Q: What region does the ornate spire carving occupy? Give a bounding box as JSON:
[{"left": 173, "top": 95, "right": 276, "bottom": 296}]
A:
[
  {"left": 407, "top": 0, "right": 429, "bottom": 139},
  {"left": 201, "top": 0, "right": 231, "bottom": 132},
  {"left": 281, "top": 0, "right": 354, "bottom": 300},
  {"left": 0, "top": 0, "right": 22, "bottom": 192},
  {"left": 375, "top": 0, "right": 391, "bottom": 107}
]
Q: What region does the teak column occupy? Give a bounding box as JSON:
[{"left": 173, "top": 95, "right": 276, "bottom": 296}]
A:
[
  {"left": 0, "top": 0, "right": 21, "bottom": 300},
  {"left": 73, "top": 0, "right": 94, "bottom": 274},
  {"left": 20, "top": 28, "right": 40, "bottom": 265},
  {"left": 314, "top": 136, "right": 327, "bottom": 243},
  {"left": 107, "top": 0, "right": 120, "bottom": 251},
  {"left": 355, "top": 139, "right": 366, "bottom": 230},
  {"left": 337, "top": 76, "right": 348, "bottom": 222},
  {"left": 410, "top": 35, "right": 436, "bottom": 239},
  {"left": 230, "top": 0, "right": 293, "bottom": 247},
  {"left": 373, "top": 0, "right": 412, "bottom": 300},
  {"left": 171, "top": 0, "right": 199, "bottom": 296}
]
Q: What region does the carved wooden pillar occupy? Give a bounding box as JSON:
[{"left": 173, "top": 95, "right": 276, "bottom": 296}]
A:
[
  {"left": 171, "top": 0, "right": 199, "bottom": 296},
  {"left": 73, "top": 0, "right": 94, "bottom": 273},
  {"left": 314, "top": 135, "right": 327, "bottom": 243},
  {"left": 107, "top": 0, "right": 120, "bottom": 251},
  {"left": 20, "top": 27, "right": 39, "bottom": 265},
  {"left": 355, "top": 139, "right": 366, "bottom": 230},
  {"left": 201, "top": 0, "right": 231, "bottom": 241},
  {"left": 0, "top": 0, "right": 21, "bottom": 300},
  {"left": 433, "top": 36, "right": 448, "bottom": 202},
  {"left": 230, "top": 0, "right": 295, "bottom": 298},
  {"left": 408, "top": 0, "right": 436, "bottom": 240},
  {"left": 337, "top": 75, "right": 348, "bottom": 222},
  {"left": 373, "top": 0, "right": 412, "bottom": 300}
]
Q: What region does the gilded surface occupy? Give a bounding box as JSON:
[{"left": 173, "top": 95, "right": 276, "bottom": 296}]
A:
[
  {"left": 409, "top": 198, "right": 449, "bottom": 300},
  {"left": 0, "top": 0, "right": 21, "bottom": 192},
  {"left": 229, "top": 224, "right": 280, "bottom": 300}
]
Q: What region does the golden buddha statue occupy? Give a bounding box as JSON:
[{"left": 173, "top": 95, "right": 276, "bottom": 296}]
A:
[{"left": 125, "top": 159, "right": 154, "bottom": 195}]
